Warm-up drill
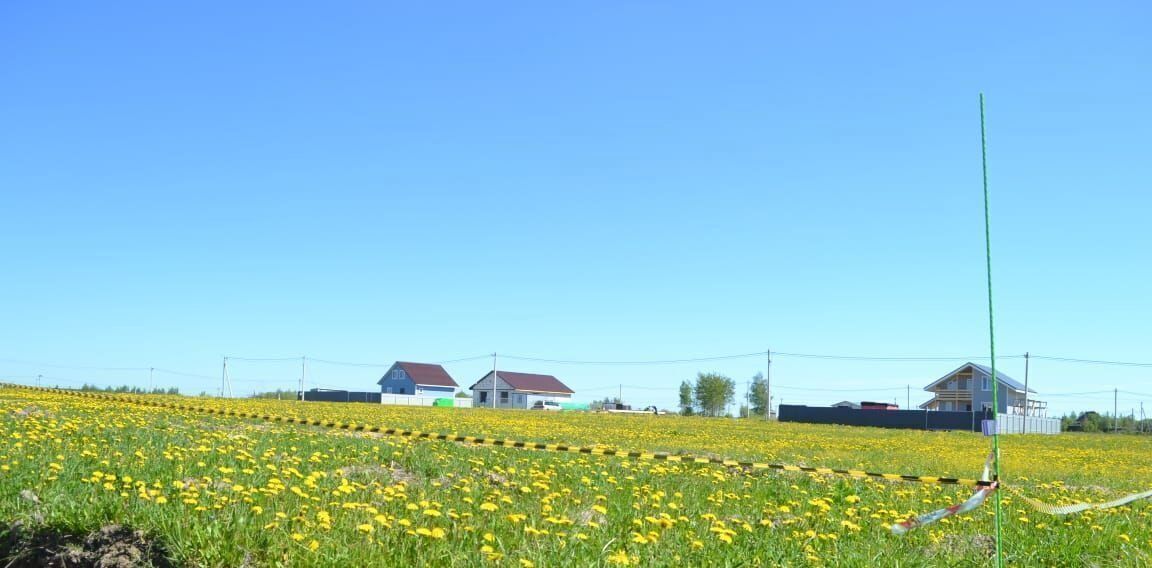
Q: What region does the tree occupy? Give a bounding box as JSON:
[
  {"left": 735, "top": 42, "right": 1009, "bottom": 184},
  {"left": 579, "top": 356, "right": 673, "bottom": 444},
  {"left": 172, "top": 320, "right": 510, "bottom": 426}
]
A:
[
  {"left": 747, "top": 372, "right": 769, "bottom": 418},
  {"left": 678, "top": 381, "right": 694, "bottom": 415},
  {"left": 694, "top": 372, "right": 735, "bottom": 417}
]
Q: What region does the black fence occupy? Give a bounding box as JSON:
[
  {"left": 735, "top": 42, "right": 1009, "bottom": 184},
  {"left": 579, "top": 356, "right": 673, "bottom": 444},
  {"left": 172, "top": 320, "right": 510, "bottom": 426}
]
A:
[
  {"left": 298, "top": 390, "right": 381, "bottom": 403},
  {"left": 778, "top": 405, "right": 993, "bottom": 431}
]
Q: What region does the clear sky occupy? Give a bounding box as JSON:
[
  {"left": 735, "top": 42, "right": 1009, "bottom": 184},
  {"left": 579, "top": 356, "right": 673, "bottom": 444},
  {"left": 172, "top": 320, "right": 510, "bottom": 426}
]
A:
[{"left": 2, "top": 2, "right": 1149, "bottom": 416}]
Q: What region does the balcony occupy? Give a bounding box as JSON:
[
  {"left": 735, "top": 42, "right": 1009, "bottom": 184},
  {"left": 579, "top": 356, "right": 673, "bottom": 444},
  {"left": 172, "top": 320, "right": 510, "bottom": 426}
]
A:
[{"left": 931, "top": 391, "right": 972, "bottom": 402}]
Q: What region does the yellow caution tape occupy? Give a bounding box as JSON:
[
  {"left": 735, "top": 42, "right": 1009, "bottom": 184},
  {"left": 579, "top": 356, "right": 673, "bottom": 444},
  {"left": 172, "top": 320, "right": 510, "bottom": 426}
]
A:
[
  {"left": 2, "top": 384, "right": 996, "bottom": 487},
  {"left": 1005, "top": 485, "right": 1152, "bottom": 515}
]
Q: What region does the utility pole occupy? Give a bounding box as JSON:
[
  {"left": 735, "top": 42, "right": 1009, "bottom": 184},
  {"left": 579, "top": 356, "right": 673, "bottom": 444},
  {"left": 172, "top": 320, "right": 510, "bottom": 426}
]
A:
[
  {"left": 36, "top": 374, "right": 41, "bottom": 387},
  {"left": 1114, "top": 388, "right": 1119, "bottom": 433},
  {"left": 492, "top": 352, "right": 498, "bottom": 409},
  {"left": 906, "top": 384, "right": 910, "bottom": 410},
  {"left": 618, "top": 384, "right": 622, "bottom": 403},
  {"left": 149, "top": 367, "right": 154, "bottom": 393},
  {"left": 1021, "top": 352, "right": 1030, "bottom": 434},
  {"left": 301, "top": 357, "right": 307, "bottom": 402},
  {"left": 766, "top": 349, "right": 772, "bottom": 420},
  {"left": 221, "top": 357, "right": 228, "bottom": 399}
]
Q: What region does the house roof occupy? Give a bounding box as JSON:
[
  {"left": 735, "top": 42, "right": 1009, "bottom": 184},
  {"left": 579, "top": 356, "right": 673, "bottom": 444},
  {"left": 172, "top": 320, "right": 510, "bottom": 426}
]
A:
[
  {"left": 922, "top": 362, "right": 1034, "bottom": 393},
  {"left": 469, "top": 371, "right": 575, "bottom": 394},
  {"left": 377, "top": 362, "right": 458, "bottom": 388}
]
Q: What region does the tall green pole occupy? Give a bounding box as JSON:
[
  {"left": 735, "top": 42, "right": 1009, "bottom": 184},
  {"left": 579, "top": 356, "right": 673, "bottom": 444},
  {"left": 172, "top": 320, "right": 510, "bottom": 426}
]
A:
[{"left": 980, "top": 93, "right": 1004, "bottom": 568}]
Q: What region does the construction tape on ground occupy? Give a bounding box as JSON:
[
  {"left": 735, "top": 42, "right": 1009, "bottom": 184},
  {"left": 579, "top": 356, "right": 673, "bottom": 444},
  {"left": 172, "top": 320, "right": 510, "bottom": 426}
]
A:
[
  {"left": 892, "top": 453, "right": 998, "bottom": 534},
  {"left": 892, "top": 452, "right": 1152, "bottom": 532},
  {"left": 4, "top": 384, "right": 994, "bottom": 488},
  {"left": 12, "top": 384, "right": 1152, "bottom": 534},
  {"left": 1005, "top": 486, "right": 1152, "bottom": 515}
]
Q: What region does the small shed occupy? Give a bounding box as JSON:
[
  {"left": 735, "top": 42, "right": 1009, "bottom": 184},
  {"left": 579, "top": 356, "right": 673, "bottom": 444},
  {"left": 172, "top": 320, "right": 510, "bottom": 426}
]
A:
[
  {"left": 377, "top": 362, "right": 459, "bottom": 396},
  {"left": 469, "top": 370, "right": 574, "bottom": 409}
]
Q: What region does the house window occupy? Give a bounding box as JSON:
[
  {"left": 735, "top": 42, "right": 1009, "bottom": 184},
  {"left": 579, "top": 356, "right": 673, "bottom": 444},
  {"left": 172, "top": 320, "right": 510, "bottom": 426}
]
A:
[
  {"left": 981, "top": 377, "right": 991, "bottom": 391},
  {"left": 398, "top": 388, "right": 405, "bottom": 395},
  {"left": 480, "top": 392, "right": 488, "bottom": 403},
  {"left": 500, "top": 391, "right": 509, "bottom": 402},
  {"left": 384, "top": 387, "right": 392, "bottom": 394}
]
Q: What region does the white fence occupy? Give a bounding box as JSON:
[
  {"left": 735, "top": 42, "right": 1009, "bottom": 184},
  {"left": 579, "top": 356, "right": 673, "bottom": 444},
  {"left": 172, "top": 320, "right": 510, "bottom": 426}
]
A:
[
  {"left": 379, "top": 394, "right": 473, "bottom": 408},
  {"left": 996, "top": 413, "right": 1061, "bottom": 435}
]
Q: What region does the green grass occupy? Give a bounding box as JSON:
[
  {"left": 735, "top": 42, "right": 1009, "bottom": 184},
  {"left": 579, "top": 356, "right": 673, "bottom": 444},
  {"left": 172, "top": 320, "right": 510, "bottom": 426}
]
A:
[{"left": 0, "top": 387, "right": 1149, "bottom": 566}]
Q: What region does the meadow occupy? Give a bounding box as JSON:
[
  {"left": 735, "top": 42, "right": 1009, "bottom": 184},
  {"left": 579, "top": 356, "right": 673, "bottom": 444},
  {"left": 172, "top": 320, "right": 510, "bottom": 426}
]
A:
[{"left": 0, "top": 386, "right": 1149, "bottom": 567}]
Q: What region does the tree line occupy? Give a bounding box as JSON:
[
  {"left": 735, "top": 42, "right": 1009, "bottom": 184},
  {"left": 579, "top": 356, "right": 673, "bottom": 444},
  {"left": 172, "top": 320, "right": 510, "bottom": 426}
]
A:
[
  {"left": 79, "top": 384, "right": 180, "bottom": 395},
  {"left": 1060, "top": 411, "right": 1152, "bottom": 434},
  {"left": 678, "top": 372, "right": 771, "bottom": 418}
]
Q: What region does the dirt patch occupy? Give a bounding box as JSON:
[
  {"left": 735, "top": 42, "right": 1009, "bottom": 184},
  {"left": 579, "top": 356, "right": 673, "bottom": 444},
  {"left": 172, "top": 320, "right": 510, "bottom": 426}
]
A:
[
  {"left": 0, "top": 522, "right": 173, "bottom": 567},
  {"left": 335, "top": 464, "right": 391, "bottom": 478},
  {"left": 9, "top": 406, "right": 55, "bottom": 420},
  {"left": 387, "top": 463, "right": 420, "bottom": 485},
  {"left": 930, "top": 534, "right": 996, "bottom": 560}
]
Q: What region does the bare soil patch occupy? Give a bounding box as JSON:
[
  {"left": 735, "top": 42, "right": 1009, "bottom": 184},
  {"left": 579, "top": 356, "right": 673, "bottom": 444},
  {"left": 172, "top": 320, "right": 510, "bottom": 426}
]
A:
[{"left": 0, "top": 522, "right": 173, "bottom": 567}]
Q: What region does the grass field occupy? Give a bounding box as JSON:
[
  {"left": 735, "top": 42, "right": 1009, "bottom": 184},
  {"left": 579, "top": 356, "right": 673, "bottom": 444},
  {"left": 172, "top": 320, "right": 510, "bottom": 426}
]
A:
[{"left": 0, "top": 386, "right": 1149, "bottom": 566}]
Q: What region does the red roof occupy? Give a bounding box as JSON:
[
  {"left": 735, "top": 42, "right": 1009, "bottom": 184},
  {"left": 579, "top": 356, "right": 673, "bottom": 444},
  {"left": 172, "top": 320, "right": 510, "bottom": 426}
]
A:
[
  {"left": 396, "top": 362, "right": 458, "bottom": 387},
  {"left": 472, "top": 371, "right": 574, "bottom": 394}
]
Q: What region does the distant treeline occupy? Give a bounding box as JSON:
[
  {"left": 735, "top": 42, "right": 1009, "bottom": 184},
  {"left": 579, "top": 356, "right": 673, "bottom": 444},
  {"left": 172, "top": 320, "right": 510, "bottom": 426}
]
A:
[
  {"left": 78, "top": 384, "right": 180, "bottom": 395},
  {"left": 248, "top": 389, "right": 297, "bottom": 400},
  {"left": 1061, "top": 411, "right": 1152, "bottom": 434}
]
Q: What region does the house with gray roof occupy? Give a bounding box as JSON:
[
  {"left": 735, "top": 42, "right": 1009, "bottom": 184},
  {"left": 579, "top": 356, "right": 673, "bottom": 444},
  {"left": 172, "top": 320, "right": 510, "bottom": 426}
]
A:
[
  {"left": 918, "top": 362, "right": 1043, "bottom": 415},
  {"left": 468, "top": 370, "right": 574, "bottom": 409}
]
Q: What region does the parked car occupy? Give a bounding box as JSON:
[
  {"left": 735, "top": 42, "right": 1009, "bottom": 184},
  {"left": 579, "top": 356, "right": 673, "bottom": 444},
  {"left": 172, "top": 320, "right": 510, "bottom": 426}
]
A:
[{"left": 530, "top": 400, "right": 562, "bottom": 411}]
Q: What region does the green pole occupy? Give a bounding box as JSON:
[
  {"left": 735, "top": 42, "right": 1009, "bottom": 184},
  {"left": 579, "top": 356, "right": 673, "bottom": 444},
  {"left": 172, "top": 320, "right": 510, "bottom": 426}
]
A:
[{"left": 980, "top": 92, "right": 1004, "bottom": 568}]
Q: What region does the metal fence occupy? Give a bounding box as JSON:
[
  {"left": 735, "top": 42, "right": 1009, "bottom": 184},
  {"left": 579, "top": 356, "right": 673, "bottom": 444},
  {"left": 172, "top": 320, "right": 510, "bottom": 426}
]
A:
[
  {"left": 298, "top": 390, "right": 475, "bottom": 407},
  {"left": 778, "top": 405, "right": 1061, "bottom": 434}
]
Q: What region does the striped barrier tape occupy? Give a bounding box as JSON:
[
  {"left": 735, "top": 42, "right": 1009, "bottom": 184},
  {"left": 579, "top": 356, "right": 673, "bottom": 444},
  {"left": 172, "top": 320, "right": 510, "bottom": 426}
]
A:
[
  {"left": 3, "top": 384, "right": 994, "bottom": 487},
  {"left": 892, "top": 453, "right": 998, "bottom": 534},
  {"left": 892, "top": 451, "right": 1152, "bottom": 532},
  {"left": 1006, "top": 486, "right": 1152, "bottom": 515},
  {"left": 10, "top": 384, "right": 1150, "bottom": 528}
]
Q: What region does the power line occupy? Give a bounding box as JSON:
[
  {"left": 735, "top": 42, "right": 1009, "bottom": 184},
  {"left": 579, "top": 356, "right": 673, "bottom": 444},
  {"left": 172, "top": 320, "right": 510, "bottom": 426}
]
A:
[
  {"left": 499, "top": 351, "right": 770, "bottom": 365},
  {"left": 262, "top": 354, "right": 491, "bottom": 368},
  {"left": 771, "top": 385, "right": 908, "bottom": 392},
  {"left": 223, "top": 356, "right": 301, "bottom": 362},
  {"left": 772, "top": 351, "right": 1024, "bottom": 362},
  {"left": 499, "top": 351, "right": 1029, "bottom": 366},
  {"left": 0, "top": 358, "right": 150, "bottom": 372},
  {"left": 437, "top": 355, "right": 493, "bottom": 364},
  {"left": 1029, "top": 354, "right": 1152, "bottom": 368},
  {"left": 308, "top": 358, "right": 394, "bottom": 368},
  {"left": 1041, "top": 390, "right": 1117, "bottom": 397},
  {"left": 152, "top": 368, "right": 217, "bottom": 380}
]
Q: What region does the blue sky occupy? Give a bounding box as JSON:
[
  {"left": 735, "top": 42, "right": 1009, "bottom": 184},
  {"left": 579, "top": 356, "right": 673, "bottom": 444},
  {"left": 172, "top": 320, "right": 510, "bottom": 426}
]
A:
[{"left": 2, "top": 2, "right": 1149, "bottom": 416}]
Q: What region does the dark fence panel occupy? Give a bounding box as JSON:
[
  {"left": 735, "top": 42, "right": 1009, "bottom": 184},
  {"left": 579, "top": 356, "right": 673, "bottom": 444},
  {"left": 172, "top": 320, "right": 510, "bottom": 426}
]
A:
[
  {"left": 778, "top": 405, "right": 991, "bottom": 431},
  {"left": 298, "top": 390, "right": 381, "bottom": 403}
]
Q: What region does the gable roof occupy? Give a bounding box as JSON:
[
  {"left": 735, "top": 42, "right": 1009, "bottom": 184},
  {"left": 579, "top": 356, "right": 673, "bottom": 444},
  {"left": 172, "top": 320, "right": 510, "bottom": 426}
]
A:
[
  {"left": 469, "top": 371, "right": 574, "bottom": 394},
  {"left": 922, "top": 362, "right": 1034, "bottom": 393},
  {"left": 377, "top": 362, "right": 458, "bottom": 388}
]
